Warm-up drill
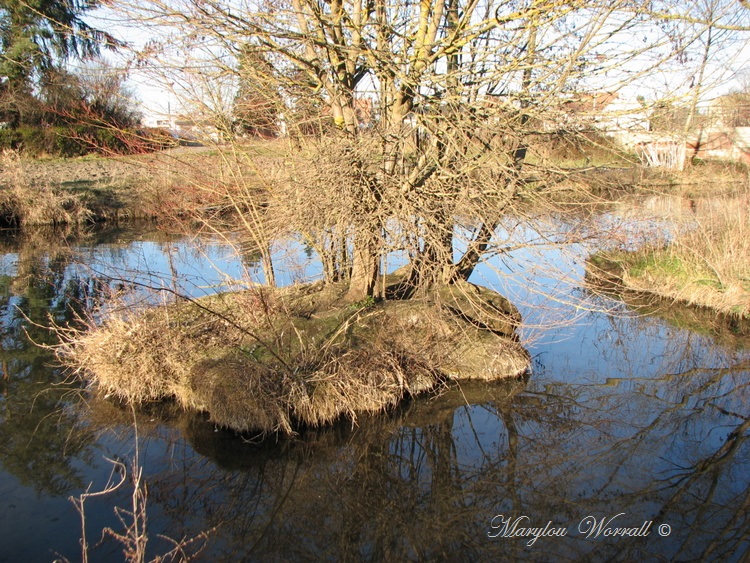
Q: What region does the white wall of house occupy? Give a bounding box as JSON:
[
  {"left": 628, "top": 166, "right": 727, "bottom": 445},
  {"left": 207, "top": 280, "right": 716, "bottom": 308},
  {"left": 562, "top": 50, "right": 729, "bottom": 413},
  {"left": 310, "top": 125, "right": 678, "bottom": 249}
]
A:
[
  {"left": 141, "top": 113, "right": 176, "bottom": 130},
  {"left": 595, "top": 97, "right": 651, "bottom": 136},
  {"left": 734, "top": 127, "right": 750, "bottom": 150},
  {"left": 141, "top": 112, "right": 221, "bottom": 143}
]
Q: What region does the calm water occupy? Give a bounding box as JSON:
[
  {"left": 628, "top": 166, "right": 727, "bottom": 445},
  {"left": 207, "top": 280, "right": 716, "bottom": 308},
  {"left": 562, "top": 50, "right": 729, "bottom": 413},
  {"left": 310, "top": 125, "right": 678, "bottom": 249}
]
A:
[{"left": 0, "top": 218, "right": 748, "bottom": 562}]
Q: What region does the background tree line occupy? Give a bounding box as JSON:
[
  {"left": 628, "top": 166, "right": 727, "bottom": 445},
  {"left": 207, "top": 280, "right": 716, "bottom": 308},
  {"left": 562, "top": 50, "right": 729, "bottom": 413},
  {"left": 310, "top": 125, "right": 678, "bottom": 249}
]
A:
[{"left": 0, "top": 0, "right": 166, "bottom": 156}]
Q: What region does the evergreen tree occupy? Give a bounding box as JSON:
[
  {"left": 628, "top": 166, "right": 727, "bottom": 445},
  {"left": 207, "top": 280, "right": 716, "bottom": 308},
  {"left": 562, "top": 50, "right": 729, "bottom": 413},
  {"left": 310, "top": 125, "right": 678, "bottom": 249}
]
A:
[{"left": 0, "top": 0, "right": 120, "bottom": 125}]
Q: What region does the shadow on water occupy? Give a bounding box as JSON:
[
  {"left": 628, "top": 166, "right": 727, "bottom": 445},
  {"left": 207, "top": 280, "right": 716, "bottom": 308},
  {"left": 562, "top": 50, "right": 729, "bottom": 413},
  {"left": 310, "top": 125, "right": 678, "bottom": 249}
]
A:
[
  {"left": 87, "top": 332, "right": 750, "bottom": 561},
  {"left": 0, "top": 222, "right": 749, "bottom": 561}
]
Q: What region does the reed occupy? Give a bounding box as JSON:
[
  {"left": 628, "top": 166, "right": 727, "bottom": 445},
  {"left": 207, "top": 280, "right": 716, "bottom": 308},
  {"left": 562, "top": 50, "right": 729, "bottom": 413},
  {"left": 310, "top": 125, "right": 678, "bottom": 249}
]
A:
[{"left": 594, "top": 188, "right": 750, "bottom": 318}]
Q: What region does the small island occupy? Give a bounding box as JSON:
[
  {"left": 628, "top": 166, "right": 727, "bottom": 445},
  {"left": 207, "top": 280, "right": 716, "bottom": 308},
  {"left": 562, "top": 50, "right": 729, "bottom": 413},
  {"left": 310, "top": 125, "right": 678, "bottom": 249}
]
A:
[{"left": 60, "top": 271, "right": 529, "bottom": 434}]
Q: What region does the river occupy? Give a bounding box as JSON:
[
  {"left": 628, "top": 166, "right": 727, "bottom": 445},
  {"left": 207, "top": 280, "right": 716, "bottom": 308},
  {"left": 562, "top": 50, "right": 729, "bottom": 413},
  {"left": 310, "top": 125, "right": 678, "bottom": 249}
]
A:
[{"left": 0, "top": 213, "right": 748, "bottom": 561}]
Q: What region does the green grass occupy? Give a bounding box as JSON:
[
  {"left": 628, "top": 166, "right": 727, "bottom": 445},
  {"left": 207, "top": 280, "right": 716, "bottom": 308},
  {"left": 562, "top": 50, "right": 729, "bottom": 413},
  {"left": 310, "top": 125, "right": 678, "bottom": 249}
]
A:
[
  {"left": 589, "top": 190, "right": 750, "bottom": 319},
  {"left": 608, "top": 247, "right": 727, "bottom": 291},
  {"left": 627, "top": 251, "right": 685, "bottom": 279}
]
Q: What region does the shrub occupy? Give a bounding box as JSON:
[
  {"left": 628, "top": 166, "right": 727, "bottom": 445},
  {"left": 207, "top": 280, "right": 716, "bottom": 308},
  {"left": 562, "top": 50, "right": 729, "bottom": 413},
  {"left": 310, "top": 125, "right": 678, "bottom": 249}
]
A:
[{"left": 0, "top": 129, "right": 23, "bottom": 151}]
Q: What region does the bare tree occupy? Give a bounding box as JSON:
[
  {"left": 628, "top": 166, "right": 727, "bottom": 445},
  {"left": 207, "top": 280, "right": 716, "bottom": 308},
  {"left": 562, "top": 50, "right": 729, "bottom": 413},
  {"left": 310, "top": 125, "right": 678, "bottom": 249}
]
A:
[{"left": 103, "top": 0, "right": 750, "bottom": 301}]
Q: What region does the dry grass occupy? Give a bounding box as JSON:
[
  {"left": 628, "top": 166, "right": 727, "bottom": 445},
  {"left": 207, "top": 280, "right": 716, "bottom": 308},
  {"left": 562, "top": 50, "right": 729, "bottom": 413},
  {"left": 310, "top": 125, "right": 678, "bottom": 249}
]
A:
[
  {"left": 55, "top": 282, "right": 529, "bottom": 435},
  {"left": 0, "top": 150, "right": 94, "bottom": 225},
  {"left": 592, "top": 189, "right": 750, "bottom": 318},
  {"left": 57, "top": 291, "right": 255, "bottom": 406},
  {"left": 635, "top": 161, "right": 750, "bottom": 202},
  {"left": 0, "top": 147, "right": 266, "bottom": 226}
]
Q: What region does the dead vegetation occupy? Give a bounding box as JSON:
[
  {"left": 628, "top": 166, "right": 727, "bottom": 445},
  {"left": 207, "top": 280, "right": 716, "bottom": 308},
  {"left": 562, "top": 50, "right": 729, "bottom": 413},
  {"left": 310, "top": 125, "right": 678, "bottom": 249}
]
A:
[
  {"left": 0, "top": 147, "right": 270, "bottom": 226},
  {"left": 587, "top": 188, "right": 750, "bottom": 319},
  {"left": 55, "top": 277, "right": 529, "bottom": 435},
  {"left": 67, "top": 413, "right": 213, "bottom": 563},
  {"left": 0, "top": 150, "right": 95, "bottom": 226},
  {"left": 637, "top": 160, "right": 750, "bottom": 196}
]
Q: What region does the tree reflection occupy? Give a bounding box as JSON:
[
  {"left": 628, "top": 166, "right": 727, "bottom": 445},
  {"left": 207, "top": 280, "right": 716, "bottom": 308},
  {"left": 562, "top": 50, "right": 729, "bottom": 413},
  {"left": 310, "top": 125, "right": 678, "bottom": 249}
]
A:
[
  {"left": 0, "top": 227, "right": 114, "bottom": 495},
  {"left": 110, "top": 299, "right": 750, "bottom": 561}
]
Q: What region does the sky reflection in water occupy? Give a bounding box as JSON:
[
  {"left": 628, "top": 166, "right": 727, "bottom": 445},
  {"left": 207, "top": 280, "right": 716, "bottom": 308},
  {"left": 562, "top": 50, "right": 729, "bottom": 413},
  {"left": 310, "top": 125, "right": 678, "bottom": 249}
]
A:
[{"left": 0, "top": 220, "right": 748, "bottom": 561}]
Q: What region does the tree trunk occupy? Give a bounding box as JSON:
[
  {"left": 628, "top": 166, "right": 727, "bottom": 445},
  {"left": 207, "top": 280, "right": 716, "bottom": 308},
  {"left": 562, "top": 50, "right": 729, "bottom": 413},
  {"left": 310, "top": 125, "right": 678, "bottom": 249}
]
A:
[
  {"left": 262, "top": 246, "right": 276, "bottom": 287},
  {"left": 345, "top": 231, "right": 380, "bottom": 302},
  {"left": 450, "top": 220, "right": 499, "bottom": 282},
  {"left": 408, "top": 213, "right": 454, "bottom": 292}
]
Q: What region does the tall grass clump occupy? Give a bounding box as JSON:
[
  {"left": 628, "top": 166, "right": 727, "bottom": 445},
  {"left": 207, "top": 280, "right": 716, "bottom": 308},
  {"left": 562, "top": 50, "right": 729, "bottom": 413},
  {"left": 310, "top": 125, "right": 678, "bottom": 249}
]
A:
[
  {"left": 0, "top": 150, "right": 92, "bottom": 226},
  {"left": 54, "top": 281, "right": 528, "bottom": 435},
  {"left": 599, "top": 188, "right": 750, "bottom": 318}
]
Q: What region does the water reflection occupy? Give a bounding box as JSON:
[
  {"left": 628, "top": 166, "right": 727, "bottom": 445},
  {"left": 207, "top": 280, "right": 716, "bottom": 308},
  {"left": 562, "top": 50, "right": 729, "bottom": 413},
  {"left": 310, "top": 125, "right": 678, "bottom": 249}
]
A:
[
  {"left": 0, "top": 227, "right": 104, "bottom": 496},
  {"left": 86, "top": 301, "right": 749, "bottom": 561},
  {"left": 0, "top": 224, "right": 259, "bottom": 561},
  {"left": 0, "top": 222, "right": 748, "bottom": 561},
  {"left": 92, "top": 318, "right": 749, "bottom": 561}
]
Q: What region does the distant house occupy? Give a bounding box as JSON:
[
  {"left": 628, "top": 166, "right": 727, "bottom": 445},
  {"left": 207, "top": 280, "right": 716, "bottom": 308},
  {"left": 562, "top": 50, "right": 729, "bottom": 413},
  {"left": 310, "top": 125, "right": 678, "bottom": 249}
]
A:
[
  {"left": 561, "top": 93, "right": 750, "bottom": 167},
  {"left": 142, "top": 112, "right": 224, "bottom": 144},
  {"left": 734, "top": 127, "right": 750, "bottom": 162},
  {"left": 554, "top": 92, "right": 651, "bottom": 135},
  {"left": 142, "top": 113, "right": 175, "bottom": 130},
  {"left": 553, "top": 93, "right": 688, "bottom": 168},
  {"left": 353, "top": 97, "right": 373, "bottom": 128},
  {"left": 560, "top": 92, "right": 619, "bottom": 120},
  {"left": 689, "top": 127, "right": 750, "bottom": 163}
]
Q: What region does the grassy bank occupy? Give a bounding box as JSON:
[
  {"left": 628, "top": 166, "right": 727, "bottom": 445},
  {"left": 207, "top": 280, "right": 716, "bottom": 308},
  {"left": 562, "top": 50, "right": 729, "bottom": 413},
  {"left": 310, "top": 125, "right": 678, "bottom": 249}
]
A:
[
  {"left": 56, "top": 278, "right": 529, "bottom": 435},
  {"left": 0, "top": 139, "right": 300, "bottom": 227},
  {"left": 0, "top": 151, "right": 148, "bottom": 225},
  {"left": 0, "top": 146, "right": 268, "bottom": 227},
  {"left": 589, "top": 189, "right": 750, "bottom": 319},
  {"left": 636, "top": 160, "right": 750, "bottom": 197}
]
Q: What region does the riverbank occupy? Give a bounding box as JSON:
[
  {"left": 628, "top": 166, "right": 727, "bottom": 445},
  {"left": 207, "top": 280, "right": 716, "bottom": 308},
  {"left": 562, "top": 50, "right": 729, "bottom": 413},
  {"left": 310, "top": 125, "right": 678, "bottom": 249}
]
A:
[
  {"left": 587, "top": 187, "right": 750, "bottom": 320},
  {"left": 0, "top": 151, "right": 152, "bottom": 225},
  {"left": 0, "top": 145, "right": 278, "bottom": 226},
  {"left": 3, "top": 141, "right": 746, "bottom": 228},
  {"left": 637, "top": 160, "right": 749, "bottom": 195}
]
